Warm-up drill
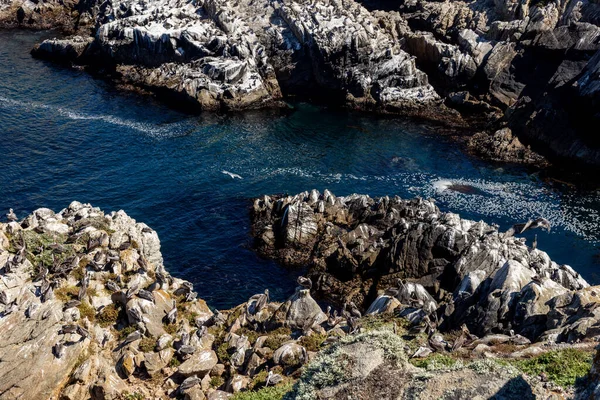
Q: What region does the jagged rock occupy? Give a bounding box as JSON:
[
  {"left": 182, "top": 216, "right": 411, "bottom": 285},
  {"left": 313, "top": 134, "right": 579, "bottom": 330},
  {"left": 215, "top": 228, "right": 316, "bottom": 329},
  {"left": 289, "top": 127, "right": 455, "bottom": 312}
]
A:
[
  {"left": 31, "top": 36, "right": 94, "bottom": 62},
  {"left": 144, "top": 348, "right": 174, "bottom": 377},
  {"left": 178, "top": 350, "right": 218, "bottom": 377},
  {"left": 273, "top": 342, "right": 307, "bottom": 366},
  {"left": 468, "top": 128, "right": 548, "bottom": 166},
  {"left": 273, "top": 288, "right": 327, "bottom": 330},
  {"left": 184, "top": 385, "right": 206, "bottom": 400},
  {"left": 117, "top": 351, "right": 136, "bottom": 378},
  {"left": 252, "top": 191, "right": 596, "bottom": 342},
  {"left": 208, "top": 391, "right": 232, "bottom": 400},
  {"left": 0, "top": 203, "right": 214, "bottom": 399},
  {"left": 225, "top": 374, "right": 250, "bottom": 393}
]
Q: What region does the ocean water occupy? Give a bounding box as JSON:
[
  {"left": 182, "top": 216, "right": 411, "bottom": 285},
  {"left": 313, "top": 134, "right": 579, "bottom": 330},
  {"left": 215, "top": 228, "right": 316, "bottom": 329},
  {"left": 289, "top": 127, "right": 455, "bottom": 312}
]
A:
[{"left": 1, "top": 30, "right": 600, "bottom": 309}]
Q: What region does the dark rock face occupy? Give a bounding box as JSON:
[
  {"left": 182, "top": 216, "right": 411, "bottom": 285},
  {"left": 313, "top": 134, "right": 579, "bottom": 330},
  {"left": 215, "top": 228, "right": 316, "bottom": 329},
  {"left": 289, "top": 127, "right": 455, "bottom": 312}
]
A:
[
  {"left": 251, "top": 190, "right": 600, "bottom": 342},
  {"left": 468, "top": 127, "right": 549, "bottom": 165}
]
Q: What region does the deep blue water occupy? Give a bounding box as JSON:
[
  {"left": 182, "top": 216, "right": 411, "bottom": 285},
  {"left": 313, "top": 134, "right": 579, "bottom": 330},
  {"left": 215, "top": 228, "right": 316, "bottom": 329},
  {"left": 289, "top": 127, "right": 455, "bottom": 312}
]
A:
[{"left": 1, "top": 30, "right": 600, "bottom": 308}]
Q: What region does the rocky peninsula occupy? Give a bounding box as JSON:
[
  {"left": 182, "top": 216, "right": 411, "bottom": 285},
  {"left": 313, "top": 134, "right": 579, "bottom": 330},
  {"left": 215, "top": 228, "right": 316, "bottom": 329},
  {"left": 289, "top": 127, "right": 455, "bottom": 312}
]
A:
[
  {"left": 1, "top": 0, "right": 600, "bottom": 168},
  {"left": 0, "top": 199, "right": 599, "bottom": 399}
]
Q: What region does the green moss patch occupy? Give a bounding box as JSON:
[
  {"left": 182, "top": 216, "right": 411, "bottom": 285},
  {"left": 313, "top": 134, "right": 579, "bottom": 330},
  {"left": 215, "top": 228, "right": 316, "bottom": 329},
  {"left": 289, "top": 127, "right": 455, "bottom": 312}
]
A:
[
  {"left": 231, "top": 383, "right": 293, "bottom": 400},
  {"left": 510, "top": 348, "right": 593, "bottom": 388}
]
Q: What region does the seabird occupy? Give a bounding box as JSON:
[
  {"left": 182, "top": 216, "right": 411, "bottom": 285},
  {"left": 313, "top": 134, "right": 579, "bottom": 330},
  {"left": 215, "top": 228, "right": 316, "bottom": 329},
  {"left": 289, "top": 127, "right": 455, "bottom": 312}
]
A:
[
  {"left": 178, "top": 345, "right": 196, "bottom": 356},
  {"left": 137, "top": 289, "right": 155, "bottom": 303},
  {"left": 185, "top": 291, "right": 197, "bottom": 302},
  {"left": 121, "top": 330, "right": 143, "bottom": 346},
  {"left": 451, "top": 324, "right": 469, "bottom": 352},
  {"left": 347, "top": 316, "right": 359, "bottom": 334},
  {"left": 178, "top": 376, "right": 201, "bottom": 392},
  {"left": 266, "top": 370, "right": 283, "bottom": 386},
  {"left": 105, "top": 280, "right": 120, "bottom": 292},
  {"left": 165, "top": 300, "right": 177, "bottom": 325},
  {"left": 532, "top": 234, "right": 537, "bottom": 250},
  {"left": 197, "top": 326, "right": 207, "bottom": 338},
  {"left": 6, "top": 208, "right": 17, "bottom": 222},
  {"left": 221, "top": 170, "right": 243, "bottom": 179},
  {"left": 504, "top": 217, "right": 551, "bottom": 238},
  {"left": 76, "top": 325, "right": 90, "bottom": 339},
  {"left": 141, "top": 226, "right": 153, "bottom": 233},
  {"left": 128, "top": 307, "right": 143, "bottom": 323},
  {"left": 250, "top": 289, "right": 269, "bottom": 314},
  {"left": 125, "top": 283, "right": 139, "bottom": 299},
  {"left": 427, "top": 322, "right": 447, "bottom": 352},
  {"left": 53, "top": 341, "right": 65, "bottom": 358},
  {"left": 64, "top": 300, "right": 81, "bottom": 310},
  {"left": 297, "top": 276, "right": 312, "bottom": 290},
  {"left": 61, "top": 324, "right": 79, "bottom": 334},
  {"left": 410, "top": 346, "right": 433, "bottom": 358},
  {"left": 531, "top": 275, "right": 544, "bottom": 285},
  {"left": 348, "top": 302, "right": 362, "bottom": 318},
  {"left": 180, "top": 332, "right": 190, "bottom": 346},
  {"left": 137, "top": 257, "right": 148, "bottom": 272},
  {"left": 0, "top": 291, "right": 8, "bottom": 305}
]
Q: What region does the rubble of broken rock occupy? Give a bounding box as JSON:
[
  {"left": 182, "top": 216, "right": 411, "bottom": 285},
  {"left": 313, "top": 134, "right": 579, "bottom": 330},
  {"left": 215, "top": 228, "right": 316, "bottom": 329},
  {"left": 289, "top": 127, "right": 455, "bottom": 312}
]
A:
[{"left": 1, "top": 201, "right": 599, "bottom": 400}]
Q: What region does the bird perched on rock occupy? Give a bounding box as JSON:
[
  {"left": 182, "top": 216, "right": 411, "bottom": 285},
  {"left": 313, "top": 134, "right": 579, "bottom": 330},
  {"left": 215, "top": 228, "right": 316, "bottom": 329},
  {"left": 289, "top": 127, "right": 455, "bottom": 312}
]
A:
[
  {"left": 451, "top": 324, "right": 470, "bottom": 352},
  {"left": 125, "top": 283, "right": 139, "bottom": 300},
  {"left": 297, "top": 276, "right": 312, "bottom": 290},
  {"left": 137, "top": 289, "right": 155, "bottom": 303},
  {"left": 411, "top": 346, "right": 433, "bottom": 359},
  {"left": 53, "top": 341, "right": 65, "bottom": 358},
  {"left": 6, "top": 208, "right": 17, "bottom": 222},
  {"left": 178, "top": 345, "right": 196, "bottom": 356},
  {"left": 76, "top": 325, "right": 90, "bottom": 339},
  {"left": 137, "top": 257, "right": 148, "bottom": 272},
  {"left": 178, "top": 376, "right": 201, "bottom": 393},
  {"left": 384, "top": 286, "right": 400, "bottom": 297},
  {"left": 121, "top": 330, "right": 143, "bottom": 346},
  {"left": 61, "top": 324, "right": 78, "bottom": 334},
  {"left": 348, "top": 302, "right": 362, "bottom": 318},
  {"left": 427, "top": 322, "right": 447, "bottom": 353},
  {"left": 105, "top": 280, "right": 120, "bottom": 292},
  {"left": 197, "top": 326, "right": 207, "bottom": 338},
  {"left": 63, "top": 300, "right": 81, "bottom": 310},
  {"left": 128, "top": 307, "right": 144, "bottom": 323},
  {"left": 266, "top": 370, "right": 283, "bottom": 386},
  {"left": 165, "top": 300, "right": 177, "bottom": 325}
]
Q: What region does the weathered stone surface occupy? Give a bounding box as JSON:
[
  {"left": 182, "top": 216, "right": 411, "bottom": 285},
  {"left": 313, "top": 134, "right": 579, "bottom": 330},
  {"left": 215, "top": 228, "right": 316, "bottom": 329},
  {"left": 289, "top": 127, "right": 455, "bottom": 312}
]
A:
[
  {"left": 178, "top": 350, "right": 218, "bottom": 377},
  {"left": 273, "top": 342, "right": 307, "bottom": 366},
  {"left": 252, "top": 190, "right": 596, "bottom": 341}
]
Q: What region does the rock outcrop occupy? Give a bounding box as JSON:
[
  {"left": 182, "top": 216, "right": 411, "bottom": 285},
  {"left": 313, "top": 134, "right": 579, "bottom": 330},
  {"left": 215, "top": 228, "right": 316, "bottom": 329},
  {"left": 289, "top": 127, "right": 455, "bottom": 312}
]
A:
[
  {"left": 1, "top": 202, "right": 599, "bottom": 399},
  {"left": 25, "top": 0, "right": 447, "bottom": 116},
  {"left": 252, "top": 190, "right": 600, "bottom": 343},
  {"left": 6, "top": 0, "right": 599, "bottom": 168}
]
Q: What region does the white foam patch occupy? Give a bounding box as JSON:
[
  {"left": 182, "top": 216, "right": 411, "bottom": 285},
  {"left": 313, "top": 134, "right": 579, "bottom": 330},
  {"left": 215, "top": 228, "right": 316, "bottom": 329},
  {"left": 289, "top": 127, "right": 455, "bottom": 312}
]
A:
[{"left": 0, "top": 95, "right": 189, "bottom": 137}]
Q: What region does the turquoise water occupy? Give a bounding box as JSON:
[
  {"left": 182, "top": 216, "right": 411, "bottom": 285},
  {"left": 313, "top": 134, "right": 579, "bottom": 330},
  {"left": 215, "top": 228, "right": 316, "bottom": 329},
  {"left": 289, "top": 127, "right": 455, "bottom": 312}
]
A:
[{"left": 1, "top": 30, "right": 600, "bottom": 308}]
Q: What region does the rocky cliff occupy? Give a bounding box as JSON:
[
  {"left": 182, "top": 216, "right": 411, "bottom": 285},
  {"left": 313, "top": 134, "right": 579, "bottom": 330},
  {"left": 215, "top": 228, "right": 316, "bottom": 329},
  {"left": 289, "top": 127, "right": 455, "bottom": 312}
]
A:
[
  {"left": 251, "top": 190, "right": 600, "bottom": 343},
  {"left": 2, "top": 0, "right": 598, "bottom": 167},
  {"left": 0, "top": 202, "right": 599, "bottom": 399}
]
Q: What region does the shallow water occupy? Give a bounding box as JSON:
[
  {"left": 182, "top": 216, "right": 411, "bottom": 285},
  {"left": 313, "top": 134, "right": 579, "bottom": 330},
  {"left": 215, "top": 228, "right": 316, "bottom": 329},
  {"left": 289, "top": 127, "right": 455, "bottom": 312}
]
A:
[{"left": 1, "top": 30, "right": 600, "bottom": 308}]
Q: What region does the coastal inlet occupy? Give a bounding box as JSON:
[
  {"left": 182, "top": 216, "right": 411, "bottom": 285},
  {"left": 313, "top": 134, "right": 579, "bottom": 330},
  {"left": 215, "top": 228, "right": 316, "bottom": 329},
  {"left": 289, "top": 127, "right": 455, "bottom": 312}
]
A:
[{"left": 1, "top": 30, "right": 600, "bottom": 308}]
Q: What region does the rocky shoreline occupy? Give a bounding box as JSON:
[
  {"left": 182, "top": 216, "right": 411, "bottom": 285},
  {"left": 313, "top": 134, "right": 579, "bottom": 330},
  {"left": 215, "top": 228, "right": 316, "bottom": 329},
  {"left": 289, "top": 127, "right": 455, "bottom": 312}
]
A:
[
  {"left": 1, "top": 0, "right": 600, "bottom": 168},
  {"left": 1, "top": 200, "right": 599, "bottom": 399}
]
